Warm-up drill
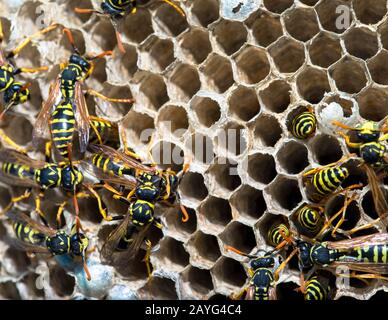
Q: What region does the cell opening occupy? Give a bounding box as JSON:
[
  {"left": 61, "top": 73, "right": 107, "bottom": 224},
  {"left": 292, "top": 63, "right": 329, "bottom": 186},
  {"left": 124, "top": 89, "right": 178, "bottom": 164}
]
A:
[
  {"left": 0, "top": 282, "right": 21, "bottom": 300},
  {"left": 49, "top": 266, "right": 75, "bottom": 297},
  {"left": 96, "top": 83, "right": 133, "bottom": 119},
  {"left": 139, "top": 73, "right": 168, "bottom": 111},
  {"left": 379, "top": 20, "right": 388, "bottom": 50},
  {"left": 93, "top": 19, "right": 117, "bottom": 52},
  {"left": 258, "top": 213, "right": 289, "bottom": 247},
  {"left": 269, "top": 37, "right": 305, "bottom": 73},
  {"left": 309, "top": 32, "right": 342, "bottom": 68},
  {"left": 325, "top": 195, "right": 360, "bottom": 231},
  {"left": 300, "top": 0, "right": 320, "bottom": 5},
  {"left": 190, "top": 231, "right": 221, "bottom": 263},
  {"left": 310, "top": 134, "right": 343, "bottom": 165},
  {"left": 123, "top": 8, "right": 154, "bottom": 43},
  {"left": 155, "top": 237, "right": 189, "bottom": 269},
  {"left": 260, "top": 80, "right": 291, "bottom": 113},
  {"left": 213, "top": 20, "right": 247, "bottom": 55},
  {"left": 323, "top": 95, "right": 354, "bottom": 117},
  {"left": 251, "top": 13, "right": 283, "bottom": 47},
  {"left": 157, "top": 105, "right": 189, "bottom": 135},
  {"left": 368, "top": 51, "right": 388, "bottom": 86},
  {"left": 67, "top": 0, "right": 93, "bottom": 23},
  {"left": 269, "top": 176, "right": 302, "bottom": 210},
  {"left": 215, "top": 122, "right": 247, "bottom": 156},
  {"left": 284, "top": 8, "right": 320, "bottom": 42},
  {"left": 142, "top": 36, "right": 175, "bottom": 72},
  {"left": 170, "top": 64, "right": 201, "bottom": 101},
  {"left": 212, "top": 258, "right": 246, "bottom": 288},
  {"left": 115, "top": 248, "right": 151, "bottom": 280},
  {"left": 353, "top": 0, "right": 387, "bottom": 25},
  {"left": 253, "top": 114, "right": 283, "bottom": 147},
  {"left": 154, "top": 3, "right": 189, "bottom": 36},
  {"left": 344, "top": 27, "right": 378, "bottom": 60},
  {"left": 220, "top": 222, "right": 257, "bottom": 253},
  {"left": 263, "top": 0, "right": 293, "bottom": 13},
  {"left": 357, "top": 87, "right": 388, "bottom": 121},
  {"left": 277, "top": 141, "right": 309, "bottom": 174},
  {"left": 234, "top": 47, "right": 270, "bottom": 84},
  {"left": 141, "top": 277, "right": 178, "bottom": 300},
  {"left": 181, "top": 267, "right": 214, "bottom": 295},
  {"left": 1, "top": 116, "right": 32, "bottom": 149},
  {"left": 4, "top": 247, "right": 30, "bottom": 274},
  {"left": 209, "top": 161, "right": 242, "bottom": 192},
  {"left": 248, "top": 153, "right": 277, "bottom": 184},
  {"left": 121, "top": 110, "right": 155, "bottom": 146},
  {"left": 191, "top": 96, "right": 221, "bottom": 128},
  {"left": 150, "top": 141, "right": 184, "bottom": 173},
  {"left": 186, "top": 133, "right": 215, "bottom": 164},
  {"left": 179, "top": 172, "right": 208, "bottom": 201},
  {"left": 202, "top": 55, "right": 234, "bottom": 93},
  {"left": 296, "top": 67, "right": 330, "bottom": 104},
  {"left": 316, "top": 1, "right": 353, "bottom": 34},
  {"left": 164, "top": 207, "right": 197, "bottom": 236},
  {"left": 361, "top": 190, "right": 379, "bottom": 219},
  {"left": 229, "top": 86, "right": 260, "bottom": 121},
  {"left": 230, "top": 185, "right": 267, "bottom": 220},
  {"left": 200, "top": 196, "right": 233, "bottom": 227},
  {"left": 180, "top": 28, "right": 212, "bottom": 64},
  {"left": 191, "top": 0, "right": 220, "bottom": 27},
  {"left": 342, "top": 159, "right": 368, "bottom": 189}
]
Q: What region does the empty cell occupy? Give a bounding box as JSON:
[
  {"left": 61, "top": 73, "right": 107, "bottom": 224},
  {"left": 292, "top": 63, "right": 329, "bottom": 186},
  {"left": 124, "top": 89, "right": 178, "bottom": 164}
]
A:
[
  {"left": 142, "top": 36, "right": 175, "bottom": 71},
  {"left": 77, "top": 197, "right": 103, "bottom": 224},
  {"left": 200, "top": 196, "right": 233, "bottom": 227},
  {"left": 189, "top": 231, "right": 221, "bottom": 263},
  {"left": 208, "top": 161, "right": 242, "bottom": 191},
  {"left": 93, "top": 20, "right": 117, "bottom": 52},
  {"left": 357, "top": 87, "right": 388, "bottom": 121},
  {"left": 234, "top": 47, "right": 270, "bottom": 84},
  {"left": 253, "top": 114, "right": 283, "bottom": 147},
  {"left": 158, "top": 105, "right": 189, "bottom": 135},
  {"left": 203, "top": 55, "right": 234, "bottom": 93},
  {"left": 67, "top": 0, "right": 93, "bottom": 23},
  {"left": 213, "top": 20, "right": 247, "bottom": 55},
  {"left": 191, "top": 0, "right": 220, "bottom": 27},
  {"left": 114, "top": 44, "right": 138, "bottom": 77},
  {"left": 139, "top": 73, "right": 168, "bottom": 111},
  {"left": 309, "top": 32, "right": 342, "bottom": 68},
  {"left": 180, "top": 28, "right": 212, "bottom": 64},
  {"left": 247, "top": 153, "right": 277, "bottom": 184},
  {"left": 212, "top": 257, "right": 246, "bottom": 288},
  {"left": 316, "top": 0, "right": 353, "bottom": 34},
  {"left": 353, "top": 0, "right": 387, "bottom": 25},
  {"left": 97, "top": 83, "right": 134, "bottom": 118},
  {"left": 141, "top": 277, "right": 178, "bottom": 300},
  {"left": 164, "top": 207, "right": 197, "bottom": 236},
  {"left": 260, "top": 80, "right": 291, "bottom": 113},
  {"left": 379, "top": 20, "right": 388, "bottom": 50},
  {"left": 361, "top": 190, "right": 379, "bottom": 219},
  {"left": 251, "top": 13, "right": 283, "bottom": 47},
  {"left": 368, "top": 51, "right": 388, "bottom": 85},
  {"left": 258, "top": 213, "right": 289, "bottom": 247},
  {"left": 230, "top": 185, "right": 267, "bottom": 220},
  {"left": 341, "top": 159, "right": 368, "bottom": 189},
  {"left": 269, "top": 176, "right": 302, "bottom": 210},
  {"left": 115, "top": 248, "right": 151, "bottom": 280},
  {"left": 326, "top": 195, "right": 360, "bottom": 231},
  {"left": 121, "top": 110, "right": 155, "bottom": 146},
  {"left": 344, "top": 27, "right": 378, "bottom": 60},
  {"left": 191, "top": 96, "right": 221, "bottom": 128},
  {"left": 170, "top": 63, "right": 201, "bottom": 101},
  {"left": 300, "top": 0, "right": 320, "bottom": 5},
  {"left": 156, "top": 237, "right": 190, "bottom": 269},
  {"left": 49, "top": 266, "right": 75, "bottom": 297},
  {"left": 276, "top": 282, "right": 303, "bottom": 301},
  {"left": 150, "top": 141, "right": 184, "bottom": 172},
  {"left": 229, "top": 86, "right": 260, "bottom": 121},
  {"left": 59, "top": 28, "right": 86, "bottom": 56},
  {"left": 179, "top": 171, "right": 208, "bottom": 201},
  {"left": 155, "top": 3, "right": 189, "bottom": 36},
  {"left": 277, "top": 141, "right": 309, "bottom": 174},
  {"left": 310, "top": 134, "right": 343, "bottom": 165},
  {"left": 4, "top": 247, "right": 30, "bottom": 274},
  {"left": 296, "top": 67, "right": 330, "bottom": 104},
  {"left": 215, "top": 122, "right": 247, "bottom": 156},
  {"left": 263, "top": 0, "right": 293, "bottom": 13},
  {"left": 269, "top": 37, "right": 305, "bottom": 73},
  {"left": 181, "top": 267, "right": 214, "bottom": 295},
  {"left": 284, "top": 8, "right": 320, "bottom": 42},
  {"left": 0, "top": 282, "right": 21, "bottom": 300},
  {"left": 123, "top": 8, "right": 154, "bottom": 43},
  {"left": 2, "top": 115, "right": 32, "bottom": 146},
  {"left": 186, "top": 133, "right": 215, "bottom": 164},
  {"left": 220, "top": 222, "right": 257, "bottom": 253}
]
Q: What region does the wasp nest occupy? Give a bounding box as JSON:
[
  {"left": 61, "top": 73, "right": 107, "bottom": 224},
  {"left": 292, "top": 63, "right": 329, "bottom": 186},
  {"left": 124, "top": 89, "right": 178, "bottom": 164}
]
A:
[{"left": 0, "top": 0, "right": 387, "bottom": 300}]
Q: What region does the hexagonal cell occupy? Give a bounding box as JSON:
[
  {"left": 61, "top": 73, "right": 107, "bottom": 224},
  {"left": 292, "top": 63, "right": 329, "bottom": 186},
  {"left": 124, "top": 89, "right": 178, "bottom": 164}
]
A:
[
  {"left": 154, "top": 3, "right": 189, "bottom": 36},
  {"left": 263, "top": 0, "right": 293, "bottom": 13},
  {"left": 213, "top": 20, "right": 247, "bottom": 55},
  {"left": 140, "top": 36, "right": 175, "bottom": 72},
  {"left": 316, "top": 0, "right": 353, "bottom": 34},
  {"left": 1, "top": 115, "right": 33, "bottom": 147},
  {"left": 66, "top": 0, "right": 93, "bottom": 23},
  {"left": 247, "top": 153, "right": 277, "bottom": 185},
  {"left": 310, "top": 134, "right": 343, "bottom": 165},
  {"left": 323, "top": 94, "right": 354, "bottom": 117},
  {"left": 4, "top": 247, "right": 30, "bottom": 275},
  {"left": 179, "top": 171, "right": 208, "bottom": 201},
  {"left": 284, "top": 8, "right": 320, "bottom": 42},
  {"left": 186, "top": 133, "right": 215, "bottom": 164},
  {"left": 188, "top": 231, "right": 221, "bottom": 264},
  {"left": 220, "top": 222, "right": 257, "bottom": 253},
  {"left": 180, "top": 28, "right": 212, "bottom": 64},
  {"left": 0, "top": 282, "right": 21, "bottom": 300},
  {"left": 296, "top": 67, "right": 330, "bottom": 104},
  {"left": 140, "top": 277, "right": 178, "bottom": 300},
  {"left": 212, "top": 257, "right": 246, "bottom": 291},
  {"left": 169, "top": 63, "right": 201, "bottom": 102},
  {"left": 357, "top": 87, "right": 388, "bottom": 121},
  {"left": 92, "top": 19, "right": 117, "bottom": 52},
  {"left": 341, "top": 158, "right": 368, "bottom": 189},
  {"left": 268, "top": 176, "right": 302, "bottom": 210},
  {"left": 345, "top": 28, "right": 378, "bottom": 61},
  {"left": 258, "top": 213, "right": 289, "bottom": 247},
  {"left": 96, "top": 83, "right": 134, "bottom": 119},
  {"left": 309, "top": 32, "right": 342, "bottom": 68},
  {"left": 190, "top": 96, "right": 221, "bottom": 128},
  {"left": 277, "top": 141, "right": 309, "bottom": 174},
  {"left": 269, "top": 37, "right": 305, "bottom": 73},
  {"left": 121, "top": 110, "right": 155, "bottom": 146},
  {"left": 234, "top": 46, "right": 270, "bottom": 85},
  {"left": 112, "top": 43, "right": 138, "bottom": 78},
  {"left": 200, "top": 196, "right": 233, "bottom": 228},
  {"left": 353, "top": 0, "right": 387, "bottom": 25},
  {"left": 325, "top": 195, "right": 360, "bottom": 231},
  {"left": 260, "top": 80, "right": 291, "bottom": 113},
  {"left": 191, "top": 0, "right": 220, "bottom": 27},
  {"left": 202, "top": 54, "right": 234, "bottom": 93},
  {"left": 157, "top": 105, "right": 189, "bottom": 136},
  {"left": 300, "top": 0, "right": 320, "bottom": 5},
  {"left": 123, "top": 8, "right": 154, "bottom": 43},
  {"left": 150, "top": 141, "right": 184, "bottom": 172},
  {"left": 49, "top": 265, "right": 75, "bottom": 297},
  {"left": 215, "top": 122, "right": 247, "bottom": 157},
  {"left": 230, "top": 185, "right": 267, "bottom": 221},
  {"left": 181, "top": 266, "right": 214, "bottom": 297},
  {"left": 164, "top": 206, "right": 197, "bottom": 237},
  {"left": 361, "top": 190, "right": 380, "bottom": 220},
  {"left": 138, "top": 73, "right": 169, "bottom": 111},
  {"left": 368, "top": 51, "right": 388, "bottom": 85},
  {"left": 154, "top": 237, "right": 190, "bottom": 271},
  {"left": 229, "top": 86, "right": 260, "bottom": 121},
  {"left": 253, "top": 114, "right": 283, "bottom": 147},
  {"left": 207, "top": 160, "right": 242, "bottom": 192},
  {"left": 251, "top": 12, "right": 283, "bottom": 47},
  {"left": 379, "top": 20, "right": 388, "bottom": 50}
]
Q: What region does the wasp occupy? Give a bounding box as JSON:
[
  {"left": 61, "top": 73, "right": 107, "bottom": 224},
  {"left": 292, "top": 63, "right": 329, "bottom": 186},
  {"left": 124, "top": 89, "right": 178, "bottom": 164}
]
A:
[
  {"left": 0, "top": 21, "right": 57, "bottom": 119},
  {"left": 267, "top": 223, "right": 290, "bottom": 248},
  {"left": 290, "top": 107, "right": 317, "bottom": 139},
  {"left": 74, "top": 1, "right": 185, "bottom": 53},
  {"left": 300, "top": 274, "right": 331, "bottom": 300},
  {"left": 7, "top": 210, "right": 91, "bottom": 280},
  {"left": 89, "top": 116, "right": 121, "bottom": 149},
  {"left": 293, "top": 205, "right": 325, "bottom": 237},
  {"left": 33, "top": 28, "right": 134, "bottom": 163}
]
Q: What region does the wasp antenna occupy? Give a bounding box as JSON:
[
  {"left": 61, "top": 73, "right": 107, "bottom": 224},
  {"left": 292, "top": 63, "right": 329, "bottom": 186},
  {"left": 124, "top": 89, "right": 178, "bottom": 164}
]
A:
[
  {"left": 161, "top": 0, "right": 186, "bottom": 17},
  {"left": 75, "top": 7, "right": 103, "bottom": 15},
  {"left": 115, "top": 30, "right": 126, "bottom": 54},
  {"left": 63, "top": 28, "right": 80, "bottom": 54},
  {"left": 88, "top": 50, "right": 114, "bottom": 60}
]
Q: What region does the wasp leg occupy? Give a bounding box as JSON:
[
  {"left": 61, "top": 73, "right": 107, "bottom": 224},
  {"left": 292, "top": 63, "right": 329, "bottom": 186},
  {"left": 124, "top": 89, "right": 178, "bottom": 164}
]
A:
[
  {"left": 331, "top": 194, "right": 356, "bottom": 237},
  {"left": 80, "top": 187, "right": 112, "bottom": 221},
  {"left": 143, "top": 239, "right": 153, "bottom": 279},
  {"left": 0, "top": 19, "right": 3, "bottom": 43},
  {"left": 230, "top": 288, "right": 247, "bottom": 300},
  {"left": 337, "top": 132, "right": 363, "bottom": 149},
  {"left": 345, "top": 213, "right": 388, "bottom": 236},
  {"left": 89, "top": 120, "right": 104, "bottom": 145},
  {"left": 120, "top": 129, "right": 142, "bottom": 160},
  {"left": 45, "top": 141, "right": 53, "bottom": 162},
  {"left": 74, "top": 8, "right": 104, "bottom": 14},
  {"left": 56, "top": 200, "right": 67, "bottom": 228},
  {"left": 379, "top": 133, "right": 388, "bottom": 142},
  {"left": 0, "top": 129, "right": 30, "bottom": 153},
  {"left": 35, "top": 192, "right": 48, "bottom": 226},
  {"left": 274, "top": 247, "right": 299, "bottom": 281},
  {"left": 86, "top": 89, "right": 135, "bottom": 104},
  {"left": 0, "top": 189, "right": 31, "bottom": 216}
]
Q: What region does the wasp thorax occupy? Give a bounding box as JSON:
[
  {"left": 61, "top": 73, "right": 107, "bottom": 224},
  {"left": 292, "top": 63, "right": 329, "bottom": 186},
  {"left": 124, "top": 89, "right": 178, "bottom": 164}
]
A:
[{"left": 46, "top": 231, "right": 71, "bottom": 255}]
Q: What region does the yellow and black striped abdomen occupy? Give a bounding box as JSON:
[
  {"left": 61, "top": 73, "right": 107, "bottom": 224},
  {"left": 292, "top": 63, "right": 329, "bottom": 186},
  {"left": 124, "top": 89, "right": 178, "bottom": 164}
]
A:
[
  {"left": 304, "top": 277, "right": 328, "bottom": 300},
  {"left": 13, "top": 221, "right": 47, "bottom": 246},
  {"left": 92, "top": 153, "right": 134, "bottom": 177},
  {"left": 2, "top": 162, "right": 34, "bottom": 180},
  {"left": 0, "top": 66, "right": 14, "bottom": 92},
  {"left": 291, "top": 111, "right": 317, "bottom": 139},
  {"left": 296, "top": 205, "right": 324, "bottom": 234},
  {"left": 268, "top": 223, "right": 289, "bottom": 247},
  {"left": 348, "top": 245, "right": 388, "bottom": 264},
  {"left": 312, "top": 166, "right": 349, "bottom": 197},
  {"left": 50, "top": 102, "right": 75, "bottom": 159}
]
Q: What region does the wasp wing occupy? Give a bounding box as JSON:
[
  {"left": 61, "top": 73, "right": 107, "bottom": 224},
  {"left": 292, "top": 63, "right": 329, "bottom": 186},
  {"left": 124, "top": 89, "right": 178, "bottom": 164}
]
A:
[
  {"left": 326, "top": 233, "right": 388, "bottom": 250},
  {"left": 6, "top": 211, "right": 57, "bottom": 237},
  {"left": 0, "top": 149, "right": 46, "bottom": 168},
  {"left": 74, "top": 82, "right": 90, "bottom": 153}
]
